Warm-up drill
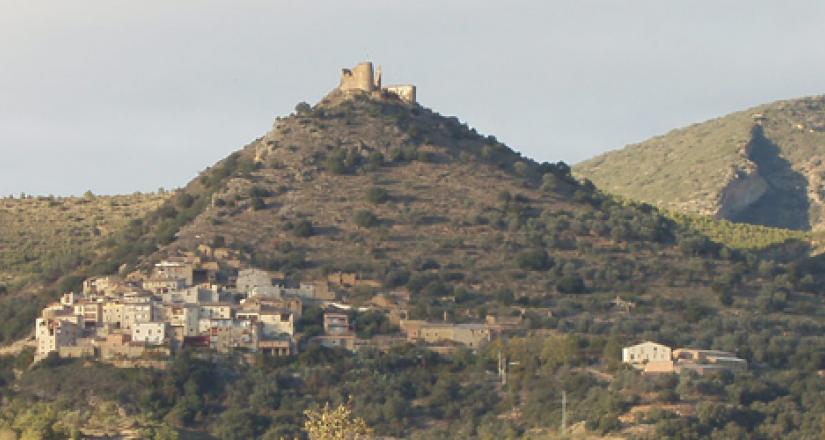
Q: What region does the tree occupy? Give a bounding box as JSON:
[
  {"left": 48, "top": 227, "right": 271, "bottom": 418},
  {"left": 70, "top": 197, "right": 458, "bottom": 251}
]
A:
[
  {"left": 516, "top": 249, "right": 553, "bottom": 271},
  {"left": 212, "top": 235, "right": 226, "bottom": 248},
  {"left": 540, "top": 335, "right": 580, "bottom": 370},
  {"left": 304, "top": 403, "right": 373, "bottom": 440},
  {"left": 557, "top": 275, "right": 586, "bottom": 294},
  {"left": 176, "top": 193, "right": 195, "bottom": 209},
  {"left": 295, "top": 101, "right": 312, "bottom": 115}
]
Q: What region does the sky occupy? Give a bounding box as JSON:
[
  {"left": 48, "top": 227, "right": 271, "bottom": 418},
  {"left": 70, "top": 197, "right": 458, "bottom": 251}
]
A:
[{"left": 1, "top": 1, "right": 824, "bottom": 196}]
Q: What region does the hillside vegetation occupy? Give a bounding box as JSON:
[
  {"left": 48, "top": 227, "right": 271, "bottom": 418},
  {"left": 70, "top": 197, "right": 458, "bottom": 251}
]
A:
[
  {"left": 0, "top": 193, "right": 168, "bottom": 290},
  {"left": 575, "top": 95, "right": 825, "bottom": 231}
]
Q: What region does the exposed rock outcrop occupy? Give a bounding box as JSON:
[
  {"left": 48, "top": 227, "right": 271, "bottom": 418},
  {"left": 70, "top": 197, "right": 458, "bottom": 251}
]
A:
[{"left": 715, "top": 166, "right": 769, "bottom": 220}]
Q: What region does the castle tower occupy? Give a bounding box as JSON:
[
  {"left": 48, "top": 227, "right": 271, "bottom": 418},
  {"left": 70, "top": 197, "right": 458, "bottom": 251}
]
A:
[
  {"left": 339, "top": 62, "right": 376, "bottom": 93},
  {"left": 374, "top": 65, "right": 382, "bottom": 89}
]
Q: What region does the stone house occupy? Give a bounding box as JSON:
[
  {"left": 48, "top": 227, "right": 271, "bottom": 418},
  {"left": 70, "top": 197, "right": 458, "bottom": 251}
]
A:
[
  {"left": 209, "top": 322, "right": 258, "bottom": 354},
  {"left": 323, "top": 312, "right": 350, "bottom": 336},
  {"left": 58, "top": 341, "right": 95, "bottom": 359},
  {"left": 622, "top": 341, "right": 673, "bottom": 368},
  {"left": 328, "top": 272, "right": 359, "bottom": 288},
  {"left": 102, "top": 302, "right": 125, "bottom": 328},
  {"left": 236, "top": 304, "right": 295, "bottom": 337},
  {"left": 258, "top": 338, "right": 292, "bottom": 356},
  {"left": 153, "top": 261, "right": 194, "bottom": 286},
  {"left": 73, "top": 301, "right": 103, "bottom": 328},
  {"left": 288, "top": 281, "right": 335, "bottom": 301},
  {"left": 99, "top": 333, "right": 146, "bottom": 360},
  {"left": 400, "top": 320, "right": 492, "bottom": 349},
  {"left": 199, "top": 303, "right": 233, "bottom": 320},
  {"left": 165, "top": 304, "right": 200, "bottom": 337},
  {"left": 35, "top": 317, "right": 79, "bottom": 358},
  {"left": 143, "top": 276, "right": 186, "bottom": 295},
  {"left": 82, "top": 276, "right": 126, "bottom": 296},
  {"left": 121, "top": 302, "right": 152, "bottom": 330},
  {"left": 162, "top": 286, "right": 219, "bottom": 305}
]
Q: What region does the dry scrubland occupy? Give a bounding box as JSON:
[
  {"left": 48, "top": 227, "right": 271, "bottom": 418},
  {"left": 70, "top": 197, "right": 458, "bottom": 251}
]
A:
[{"left": 0, "top": 193, "right": 169, "bottom": 290}]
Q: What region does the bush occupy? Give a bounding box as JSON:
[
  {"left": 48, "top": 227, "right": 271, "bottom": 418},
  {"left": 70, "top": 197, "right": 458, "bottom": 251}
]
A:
[
  {"left": 557, "top": 275, "right": 586, "bottom": 294},
  {"left": 294, "top": 220, "right": 314, "bottom": 238},
  {"left": 250, "top": 196, "right": 265, "bottom": 211},
  {"left": 176, "top": 193, "right": 195, "bottom": 209},
  {"left": 325, "top": 156, "right": 348, "bottom": 175},
  {"left": 354, "top": 210, "right": 378, "bottom": 228},
  {"left": 366, "top": 187, "right": 390, "bottom": 204},
  {"left": 516, "top": 249, "right": 553, "bottom": 271}
]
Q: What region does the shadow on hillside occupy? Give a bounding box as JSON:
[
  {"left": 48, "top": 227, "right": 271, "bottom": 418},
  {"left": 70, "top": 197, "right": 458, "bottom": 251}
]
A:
[{"left": 731, "top": 125, "right": 811, "bottom": 230}]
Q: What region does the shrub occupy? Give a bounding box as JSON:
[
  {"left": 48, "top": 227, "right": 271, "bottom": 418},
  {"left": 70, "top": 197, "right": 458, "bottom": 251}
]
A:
[
  {"left": 294, "top": 220, "right": 315, "bottom": 238},
  {"left": 366, "top": 187, "right": 390, "bottom": 204},
  {"left": 557, "top": 275, "right": 586, "bottom": 294},
  {"left": 294, "top": 102, "right": 312, "bottom": 115},
  {"left": 516, "top": 249, "right": 553, "bottom": 271},
  {"left": 176, "top": 193, "right": 195, "bottom": 209},
  {"left": 250, "top": 196, "right": 265, "bottom": 211},
  {"left": 354, "top": 210, "right": 378, "bottom": 228}
]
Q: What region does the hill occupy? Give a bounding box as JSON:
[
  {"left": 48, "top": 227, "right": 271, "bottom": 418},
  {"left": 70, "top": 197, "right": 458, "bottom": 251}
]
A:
[
  {"left": 3, "top": 74, "right": 825, "bottom": 439},
  {"left": 0, "top": 193, "right": 168, "bottom": 342},
  {"left": 575, "top": 95, "right": 825, "bottom": 231}
]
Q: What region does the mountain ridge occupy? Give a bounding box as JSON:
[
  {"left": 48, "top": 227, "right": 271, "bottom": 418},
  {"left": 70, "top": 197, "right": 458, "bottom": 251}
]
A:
[{"left": 575, "top": 94, "right": 825, "bottom": 231}]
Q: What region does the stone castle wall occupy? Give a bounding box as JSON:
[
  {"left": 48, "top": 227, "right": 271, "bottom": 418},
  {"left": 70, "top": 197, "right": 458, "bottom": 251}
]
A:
[{"left": 338, "top": 61, "right": 416, "bottom": 104}]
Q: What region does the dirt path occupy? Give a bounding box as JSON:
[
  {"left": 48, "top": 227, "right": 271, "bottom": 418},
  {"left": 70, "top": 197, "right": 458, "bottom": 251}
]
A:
[{"left": 0, "top": 334, "right": 35, "bottom": 357}]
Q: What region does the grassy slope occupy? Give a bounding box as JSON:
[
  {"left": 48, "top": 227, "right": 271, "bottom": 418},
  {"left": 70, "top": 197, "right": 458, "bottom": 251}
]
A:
[{"left": 574, "top": 95, "right": 825, "bottom": 225}]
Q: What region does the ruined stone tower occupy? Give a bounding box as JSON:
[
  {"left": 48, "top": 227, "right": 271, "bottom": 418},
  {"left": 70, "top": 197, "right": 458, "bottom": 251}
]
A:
[
  {"left": 337, "top": 61, "right": 416, "bottom": 104},
  {"left": 339, "top": 61, "right": 377, "bottom": 93}
]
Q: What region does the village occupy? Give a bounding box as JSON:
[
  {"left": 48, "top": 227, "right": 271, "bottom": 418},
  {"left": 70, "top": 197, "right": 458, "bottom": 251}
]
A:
[{"left": 33, "top": 242, "right": 517, "bottom": 367}]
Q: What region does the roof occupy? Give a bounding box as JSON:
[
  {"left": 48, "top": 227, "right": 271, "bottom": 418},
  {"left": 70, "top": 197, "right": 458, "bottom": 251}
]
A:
[{"left": 626, "top": 341, "right": 671, "bottom": 350}]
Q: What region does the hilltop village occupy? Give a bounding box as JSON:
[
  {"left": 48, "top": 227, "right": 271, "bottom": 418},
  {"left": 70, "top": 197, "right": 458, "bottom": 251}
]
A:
[{"left": 34, "top": 243, "right": 504, "bottom": 367}]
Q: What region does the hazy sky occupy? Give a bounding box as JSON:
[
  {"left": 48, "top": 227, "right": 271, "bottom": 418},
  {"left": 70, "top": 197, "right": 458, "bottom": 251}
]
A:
[{"left": 2, "top": 1, "right": 824, "bottom": 195}]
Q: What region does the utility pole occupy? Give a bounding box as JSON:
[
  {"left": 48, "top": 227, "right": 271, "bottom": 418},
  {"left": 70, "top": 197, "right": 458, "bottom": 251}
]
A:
[
  {"left": 560, "top": 390, "right": 567, "bottom": 434},
  {"left": 498, "top": 350, "right": 506, "bottom": 385}
]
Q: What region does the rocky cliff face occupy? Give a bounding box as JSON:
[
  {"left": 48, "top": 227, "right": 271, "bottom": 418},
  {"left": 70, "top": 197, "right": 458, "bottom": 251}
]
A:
[{"left": 715, "top": 166, "right": 769, "bottom": 220}]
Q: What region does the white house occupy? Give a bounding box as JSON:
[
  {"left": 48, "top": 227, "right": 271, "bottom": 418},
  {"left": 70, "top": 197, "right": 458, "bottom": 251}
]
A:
[
  {"left": 622, "top": 341, "right": 672, "bottom": 367},
  {"left": 132, "top": 322, "right": 167, "bottom": 345}
]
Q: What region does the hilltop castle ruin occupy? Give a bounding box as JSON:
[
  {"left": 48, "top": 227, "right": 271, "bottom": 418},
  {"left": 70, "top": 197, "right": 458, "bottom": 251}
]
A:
[{"left": 338, "top": 61, "right": 416, "bottom": 104}]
